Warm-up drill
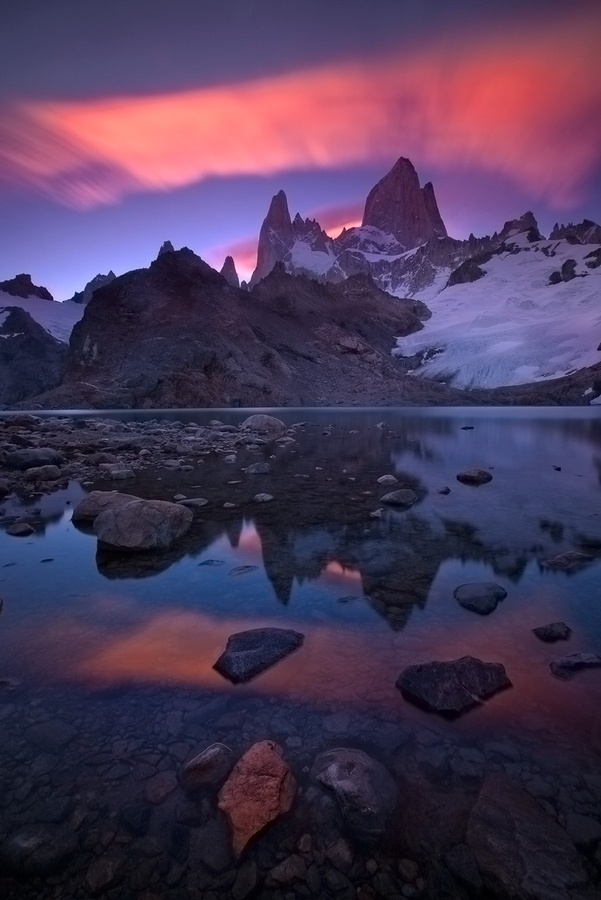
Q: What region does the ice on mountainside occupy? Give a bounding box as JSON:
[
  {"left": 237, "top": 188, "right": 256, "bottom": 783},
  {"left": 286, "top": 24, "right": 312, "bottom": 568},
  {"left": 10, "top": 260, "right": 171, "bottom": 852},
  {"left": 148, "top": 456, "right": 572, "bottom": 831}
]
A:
[
  {"left": 395, "top": 234, "right": 601, "bottom": 388},
  {"left": 0, "top": 291, "right": 84, "bottom": 343}
]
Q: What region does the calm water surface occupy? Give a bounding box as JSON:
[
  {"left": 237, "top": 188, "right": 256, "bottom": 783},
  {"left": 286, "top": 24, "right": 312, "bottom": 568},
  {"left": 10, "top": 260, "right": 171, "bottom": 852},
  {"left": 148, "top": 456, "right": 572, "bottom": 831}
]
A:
[{"left": 1, "top": 407, "right": 600, "bottom": 897}]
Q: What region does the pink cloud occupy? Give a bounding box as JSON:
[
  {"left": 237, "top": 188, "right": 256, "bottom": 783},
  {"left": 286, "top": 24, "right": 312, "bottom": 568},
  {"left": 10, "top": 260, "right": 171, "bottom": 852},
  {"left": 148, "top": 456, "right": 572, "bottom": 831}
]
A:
[{"left": 1, "top": 9, "right": 599, "bottom": 210}]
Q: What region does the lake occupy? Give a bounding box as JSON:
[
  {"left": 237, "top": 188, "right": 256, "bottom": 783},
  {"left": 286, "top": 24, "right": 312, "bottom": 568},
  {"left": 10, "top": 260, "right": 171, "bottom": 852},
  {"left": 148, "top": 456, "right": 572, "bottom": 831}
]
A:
[{"left": 1, "top": 407, "right": 600, "bottom": 898}]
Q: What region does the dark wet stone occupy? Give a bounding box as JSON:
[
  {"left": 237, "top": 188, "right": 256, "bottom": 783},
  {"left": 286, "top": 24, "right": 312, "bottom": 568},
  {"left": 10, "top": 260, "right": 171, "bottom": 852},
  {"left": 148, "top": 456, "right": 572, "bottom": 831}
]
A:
[
  {"left": 267, "top": 853, "right": 307, "bottom": 885},
  {"left": 245, "top": 461, "right": 271, "bottom": 474},
  {"left": 533, "top": 622, "right": 572, "bottom": 642},
  {"left": 396, "top": 656, "right": 512, "bottom": 717},
  {"left": 170, "top": 823, "right": 190, "bottom": 864},
  {"left": 454, "top": 582, "right": 507, "bottom": 615},
  {"left": 444, "top": 843, "right": 483, "bottom": 893},
  {"left": 0, "top": 824, "right": 78, "bottom": 875},
  {"left": 25, "top": 719, "right": 77, "bottom": 750},
  {"left": 467, "top": 772, "right": 592, "bottom": 900},
  {"left": 542, "top": 551, "right": 594, "bottom": 570},
  {"left": 228, "top": 565, "right": 258, "bottom": 576},
  {"left": 456, "top": 468, "right": 492, "bottom": 485},
  {"left": 198, "top": 558, "right": 224, "bottom": 566},
  {"left": 190, "top": 814, "right": 233, "bottom": 873},
  {"left": 7, "top": 522, "right": 35, "bottom": 536},
  {"left": 179, "top": 742, "right": 233, "bottom": 792},
  {"left": 380, "top": 488, "right": 418, "bottom": 507},
  {"left": 550, "top": 652, "right": 601, "bottom": 679},
  {"left": 85, "top": 853, "right": 127, "bottom": 894},
  {"left": 36, "top": 796, "right": 74, "bottom": 824},
  {"left": 121, "top": 801, "right": 151, "bottom": 835},
  {"left": 232, "top": 858, "right": 258, "bottom": 899},
  {"left": 311, "top": 747, "right": 397, "bottom": 846},
  {"left": 178, "top": 497, "right": 209, "bottom": 509},
  {"left": 6, "top": 448, "right": 63, "bottom": 470},
  {"left": 213, "top": 627, "right": 304, "bottom": 683}
]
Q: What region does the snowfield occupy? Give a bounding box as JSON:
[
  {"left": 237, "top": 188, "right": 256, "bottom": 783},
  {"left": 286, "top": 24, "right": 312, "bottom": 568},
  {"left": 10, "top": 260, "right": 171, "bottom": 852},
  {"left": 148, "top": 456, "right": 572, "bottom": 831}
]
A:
[
  {"left": 395, "top": 235, "right": 601, "bottom": 388},
  {"left": 0, "top": 291, "right": 84, "bottom": 343}
]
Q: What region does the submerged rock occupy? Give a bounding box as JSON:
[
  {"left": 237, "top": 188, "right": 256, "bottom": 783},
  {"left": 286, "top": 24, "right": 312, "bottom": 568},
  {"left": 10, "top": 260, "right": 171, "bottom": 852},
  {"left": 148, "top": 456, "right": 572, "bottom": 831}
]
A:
[
  {"left": 94, "top": 499, "right": 192, "bottom": 551},
  {"left": 550, "top": 652, "right": 601, "bottom": 679},
  {"left": 380, "top": 488, "right": 418, "bottom": 507},
  {"left": 0, "top": 824, "right": 78, "bottom": 875},
  {"left": 218, "top": 740, "right": 296, "bottom": 856},
  {"left": 179, "top": 743, "right": 234, "bottom": 792},
  {"left": 467, "top": 772, "right": 591, "bottom": 900},
  {"left": 396, "top": 656, "right": 511, "bottom": 716},
  {"left": 245, "top": 461, "right": 271, "bottom": 475},
  {"left": 542, "top": 551, "right": 594, "bottom": 570},
  {"left": 213, "top": 627, "right": 304, "bottom": 683},
  {"left": 456, "top": 468, "right": 492, "bottom": 485},
  {"left": 454, "top": 582, "right": 507, "bottom": 615},
  {"left": 532, "top": 622, "right": 572, "bottom": 642},
  {"left": 311, "top": 747, "right": 397, "bottom": 846},
  {"left": 6, "top": 448, "right": 63, "bottom": 470}
]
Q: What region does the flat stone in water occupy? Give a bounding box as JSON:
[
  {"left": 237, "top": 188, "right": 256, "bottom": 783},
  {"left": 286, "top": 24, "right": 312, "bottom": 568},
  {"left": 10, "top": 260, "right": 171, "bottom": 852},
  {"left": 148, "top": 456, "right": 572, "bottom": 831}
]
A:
[
  {"left": 532, "top": 622, "right": 572, "bottom": 642},
  {"left": 396, "top": 656, "right": 512, "bottom": 717},
  {"left": 456, "top": 468, "right": 493, "bottom": 485},
  {"left": 550, "top": 652, "right": 601, "bottom": 679},
  {"left": 228, "top": 565, "right": 258, "bottom": 576},
  {"left": 198, "top": 558, "right": 225, "bottom": 566},
  {"left": 380, "top": 488, "right": 418, "bottom": 507},
  {"left": 213, "top": 627, "right": 304, "bottom": 683},
  {"left": 454, "top": 582, "right": 507, "bottom": 615},
  {"left": 542, "top": 550, "right": 594, "bottom": 570}
]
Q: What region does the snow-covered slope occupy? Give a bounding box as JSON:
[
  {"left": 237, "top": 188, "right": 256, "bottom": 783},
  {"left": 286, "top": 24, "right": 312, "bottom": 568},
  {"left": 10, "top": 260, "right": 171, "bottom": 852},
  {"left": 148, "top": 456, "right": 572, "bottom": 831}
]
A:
[
  {"left": 0, "top": 292, "right": 84, "bottom": 343},
  {"left": 394, "top": 235, "right": 601, "bottom": 388}
]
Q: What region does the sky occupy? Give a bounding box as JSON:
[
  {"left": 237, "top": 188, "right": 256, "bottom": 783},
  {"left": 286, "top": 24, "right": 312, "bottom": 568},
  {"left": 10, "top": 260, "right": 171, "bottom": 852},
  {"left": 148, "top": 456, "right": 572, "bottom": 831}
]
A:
[{"left": 1, "top": 0, "right": 600, "bottom": 300}]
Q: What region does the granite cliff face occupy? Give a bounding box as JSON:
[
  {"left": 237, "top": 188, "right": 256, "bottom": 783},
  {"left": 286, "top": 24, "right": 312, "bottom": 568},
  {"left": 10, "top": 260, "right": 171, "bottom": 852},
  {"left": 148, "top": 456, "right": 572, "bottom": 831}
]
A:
[
  {"left": 362, "top": 157, "right": 447, "bottom": 247},
  {"left": 30, "top": 249, "right": 433, "bottom": 409},
  {"left": 67, "top": 271, "right": 116, "bottom": 305}
]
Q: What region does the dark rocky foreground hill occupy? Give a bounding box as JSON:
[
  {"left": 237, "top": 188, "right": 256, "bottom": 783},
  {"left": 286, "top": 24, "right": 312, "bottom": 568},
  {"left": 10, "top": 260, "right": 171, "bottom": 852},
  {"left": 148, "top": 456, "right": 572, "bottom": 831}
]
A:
[{"left": 8, "top": 247, "right": 601, "bottom": 410}]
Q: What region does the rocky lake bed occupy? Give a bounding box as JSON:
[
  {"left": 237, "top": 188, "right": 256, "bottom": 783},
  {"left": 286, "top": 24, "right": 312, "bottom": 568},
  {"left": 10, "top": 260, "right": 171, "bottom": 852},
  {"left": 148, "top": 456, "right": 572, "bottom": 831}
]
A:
[{"left": 0, "top": 408, "right": 600, "bottom": 898}]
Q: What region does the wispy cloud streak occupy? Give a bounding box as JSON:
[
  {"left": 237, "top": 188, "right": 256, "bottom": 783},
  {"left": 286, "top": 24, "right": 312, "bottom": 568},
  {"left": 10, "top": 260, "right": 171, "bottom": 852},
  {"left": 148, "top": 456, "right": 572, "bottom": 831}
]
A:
[{"left": 1, "top": 11, "right": 599, "bottom": 209}]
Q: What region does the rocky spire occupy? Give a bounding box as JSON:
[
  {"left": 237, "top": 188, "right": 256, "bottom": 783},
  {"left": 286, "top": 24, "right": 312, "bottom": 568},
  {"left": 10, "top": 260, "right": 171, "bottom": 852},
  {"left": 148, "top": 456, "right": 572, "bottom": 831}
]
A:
[
  {"left": 422, "top": 182, "right": 447, "bottom": 239},
  {"left": 220, "top": 255, "right": 240, "bottom": 288},
  {"left": 249, "top": 190, "right": 294, "bottom": 287},
  {"left": 361, "top": 157, "right": 447, "bottom": 249},
  {"left": 499, "top": 212, "right": 542, "bottom": 242},
  {"left": 158, "top": 240, "right": 175, "bottom": 256},
  {"left": 67, "top": 271, "right": 116, "bottom": 304}
]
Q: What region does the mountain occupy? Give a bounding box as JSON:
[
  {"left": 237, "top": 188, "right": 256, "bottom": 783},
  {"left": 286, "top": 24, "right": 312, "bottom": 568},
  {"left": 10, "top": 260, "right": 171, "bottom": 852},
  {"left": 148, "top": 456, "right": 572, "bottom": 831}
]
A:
[
  {"left": 395, "top": 230, "right": 601, "bottom": 389},
  {"left": 0, "top": 306, "right": 67, "bottom": 405},
  {"left": 67, "top": 271, "right": 116, "bottom": 305},
  {"left": 0, "top": 274, "right": 54, "bottom": 302},
  {"left": 27, "top": 249, "right": 439, "bottom": 409},
  {"left": 220, "top": 255, "right": 240, "bottom": 288},
  {"left": 249, "top": 157, "right": 498, "bottom": 296}
]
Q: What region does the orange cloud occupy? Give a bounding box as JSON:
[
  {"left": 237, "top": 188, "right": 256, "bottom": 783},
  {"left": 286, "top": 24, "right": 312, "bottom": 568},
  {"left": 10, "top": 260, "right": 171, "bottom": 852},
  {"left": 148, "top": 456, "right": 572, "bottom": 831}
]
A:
[{"left": 1, "top": 9, "right": 599, "bottom": 209}]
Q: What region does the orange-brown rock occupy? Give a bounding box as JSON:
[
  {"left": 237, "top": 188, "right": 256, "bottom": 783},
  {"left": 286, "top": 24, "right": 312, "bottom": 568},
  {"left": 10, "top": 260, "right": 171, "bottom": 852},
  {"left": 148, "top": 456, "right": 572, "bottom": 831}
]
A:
[{"left": 218, "top": 740, "right": 296, "bottom": 856}]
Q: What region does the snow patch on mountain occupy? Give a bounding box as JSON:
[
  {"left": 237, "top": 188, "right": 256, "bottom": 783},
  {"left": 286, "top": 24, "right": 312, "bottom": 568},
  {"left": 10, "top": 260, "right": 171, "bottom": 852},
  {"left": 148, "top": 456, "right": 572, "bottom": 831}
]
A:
[
  {"left": 395, "top": 235, "right": 601, "bottom": 388},
  {"left": 0, "top": 291, "right": 84, "bottom": 343}
]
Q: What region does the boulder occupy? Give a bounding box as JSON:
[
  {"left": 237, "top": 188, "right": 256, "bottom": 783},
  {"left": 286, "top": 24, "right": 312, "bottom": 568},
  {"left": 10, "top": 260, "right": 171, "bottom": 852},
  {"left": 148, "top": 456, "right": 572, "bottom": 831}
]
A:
[
  {"left": 245, "top": 462, "right": 271, "bottom": 475},
  {"left": 311, "top": 747, "right": 397, "bottom": 846},
  {"left": 550, "top": 652, "right": 601, "bottom": 679},
  {"left": 467, "top": 773, "right": 591, "bottom": 900},
  {"left": 23, "top": 464, "right": 61, "bottom": 482},
  {"left": 532, "top": 622, "right": 572, "bottom": 642},
  {"left": 213, "top": 627, "right": 304, "bottom": 683},
  {"left": 94, "top": 499, "right": 192, "bottom": 551},
  {"left": 72, "top": 490, "right": 141, "bottom": 524},
  {"left": 396, "top": 656, "right": 511, "bottom": 717},
  {"left": 218, "top": 740, "right": 296, "bottom": 856},
  {"left": 179, "top": 743, "right": 234, "bottom": 792},
  {"left": 0, "top": 824, "right": 78, "bottom": 876},
  {"left": 454, "top": 583, "right": 507, "bottom": 615},
  {"left": 456, "top": 468, "right": 492, "bottom": 485},
  {"left": 6, "top": 448, "right": 63, "bottom": 470},
  {"left": 380, "top": 488, "right": 418, "bottom": 507},
  {"left": 240, "top": 414, "right": 286, "bottom": 436},
  {"left": 7, "top": 522, "right": 35, "bottom": 536}
]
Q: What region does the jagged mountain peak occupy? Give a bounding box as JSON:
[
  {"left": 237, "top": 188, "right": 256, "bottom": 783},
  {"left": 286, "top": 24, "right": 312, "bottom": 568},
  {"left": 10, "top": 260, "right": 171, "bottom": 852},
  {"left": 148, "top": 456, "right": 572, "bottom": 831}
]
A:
[
  {"left": 67, "top": 271, "right": 116, "bottom": 305},
  {"left": 549, "top": 219, "right": 601, "bottom": 245},
  {"left": 499, "top": 211, "right": 542, "bottom": 242},
  {"left": 158, "top": 240, "right": 175, "bottom": 256},
  {"left": 0, "top": 273, "right": 54, "bottom": 302}
]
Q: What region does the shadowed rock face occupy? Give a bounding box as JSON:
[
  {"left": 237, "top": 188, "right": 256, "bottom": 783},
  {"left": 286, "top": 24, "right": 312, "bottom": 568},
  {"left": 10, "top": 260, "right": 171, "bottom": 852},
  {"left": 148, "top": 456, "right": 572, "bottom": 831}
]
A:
[
  {"left": 0, "top": 307, "right": 67, "bottom": 405},
  {"left": 396, "top": 656, "right": 512, "bottom": 716},
  {"left": 220, "top": 255, "right": 239, "bottom": 288}
]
